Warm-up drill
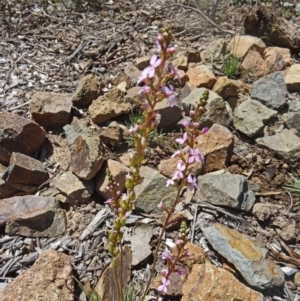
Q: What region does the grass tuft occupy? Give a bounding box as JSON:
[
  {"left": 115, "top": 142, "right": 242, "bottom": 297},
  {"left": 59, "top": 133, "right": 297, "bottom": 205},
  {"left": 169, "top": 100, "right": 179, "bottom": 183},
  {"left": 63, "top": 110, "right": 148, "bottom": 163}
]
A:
[
  {"left": 285, "top": 176, "right": 300, "bottom": 211},
  {"left": 222, "top": 54, "right": 240, "bottom": 78}
]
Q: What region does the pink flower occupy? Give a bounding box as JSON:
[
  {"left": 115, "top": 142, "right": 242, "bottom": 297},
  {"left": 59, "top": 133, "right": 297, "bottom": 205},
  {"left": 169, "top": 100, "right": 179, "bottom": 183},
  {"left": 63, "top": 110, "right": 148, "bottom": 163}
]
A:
[
  {"left": 166, "top": 178, "right": 175, "bottom": 187},
  {"left": 156, "top": 35, "right": 163, "bottom": 50},
  {"left": 188, "top": 148, "right": 204, "bottom": 164},
  {"left": 161, "top": 84, "right": 177, "bottom": 107},
  {"left": 201, "top": 127, "right": 209, "bottom": 134},
  {"left": 178, "top": 269, "right": 185, "bottom": 276},
  {"left": 168, "top": 63, "right": 181, "bottom": 82},
  {"left": 171, "top": 150, "right": 181, "bottom": 158},
  {"left": 129, "top": 124, "right": 140, "bottom": 134},
  {"left": 157, "top": 201, "right": 164, "bottom": 209},
  {"left": 157, "top": 277, "right": 170, "bottom": 294},
  {"left": 175, "top": 239, "right": 183, "bottom": 246},
  {"left": 138, "top": 85, "right": 151, "bottom": 95},
  {"left": 162, "top": 251, "right": 172, "bottom": 261},
  {"left": 173, "top": 161, "right": 185, "bottom": 179},
  {"left": 161, "top": 269, "right": 169, "bottom": 276},
  {"left": 176, "top": 132, "right": 188, "bottom": 144},
  {"left": 167, "top": 47, "right": 176, "bottom": 55},
  {"left": 187, "top": 174, "right": 197, "bottom": 190},
  {"left": 105, "top": 198, "right": 113, "bottom": 204},
  {"left": 138, "top": 55, "right": 161, "bottom": 84},
  {"left": 181, "top": 119, "right": 190, "bottom": 128}
]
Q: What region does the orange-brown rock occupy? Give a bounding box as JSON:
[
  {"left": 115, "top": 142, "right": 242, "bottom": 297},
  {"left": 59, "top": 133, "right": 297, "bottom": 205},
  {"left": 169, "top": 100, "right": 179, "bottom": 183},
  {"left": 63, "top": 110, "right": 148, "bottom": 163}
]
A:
[
  {"left": 186, "top": 65, "right": 216, "bottom": 89},
  {"left": 226, "top": 35, "right": 266, "bottom": 59},
  {"left": 95, "top": 246, "right": 132, "bottom": 301},
  {"left": 240, "top": 50, "right": 269, "bottom": 78},
  {"left": 213, "top": 76, "right": 252, "bottom": 99},
  {"left": 0, "top": 249, "right": 73, "bottom": 301},
  {"left": 0, "top": 112, "right": 46, "bottom": 165},
  {"left": 196, "top": 123, "right": 234, "bottom": 173},
  {"left": 182, "top": 263, "right": 264, "bottom": 301},
  {"left": 95, "top": 159, "right": 130, "bottom": 199},
  {"left": 30, "top": 91, "right": 72, "bottom": 129},
  {"left": 158, "top": 148, "right": 203, "bottom": 179},
  {"left": 264, "top": 47, "right": 291, "bottom": 71}
]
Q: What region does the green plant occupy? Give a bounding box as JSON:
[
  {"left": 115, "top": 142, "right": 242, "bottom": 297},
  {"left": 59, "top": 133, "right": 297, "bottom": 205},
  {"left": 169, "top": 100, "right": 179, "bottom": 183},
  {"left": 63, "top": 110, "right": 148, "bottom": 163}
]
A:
[
  {"left": 125, "top": 112, "right": 165, "bottom": 146},
  {"left": 222, "top": 54, "right": 240, "bottom": 78},
  {"left": 285, "top": 176, "right": 300, "bottom": 211}
]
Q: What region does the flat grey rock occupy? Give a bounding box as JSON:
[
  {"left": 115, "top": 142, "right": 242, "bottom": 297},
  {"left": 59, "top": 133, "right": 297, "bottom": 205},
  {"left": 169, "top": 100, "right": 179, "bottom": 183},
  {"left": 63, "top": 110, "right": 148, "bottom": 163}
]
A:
[
  {"left": 195, "top": 173, "right": 256, "bottom": 212},
  {"left": 202, "top": 223, "right": 285, "bottom": 289},
  {"left": 233, "top": 99, "right": 276, "bottom": 137},
  {"left": 181, "top": 88, "right": 232, "bottom": 128},
  {"left": 256, "top": 129, "right": 300, "bottom": 164},
  {"left": 251, "top": 71, "right": 287, "bottom": 109},
  {"left": 134, "top": 166, "right": 178, "bottom": 213}
]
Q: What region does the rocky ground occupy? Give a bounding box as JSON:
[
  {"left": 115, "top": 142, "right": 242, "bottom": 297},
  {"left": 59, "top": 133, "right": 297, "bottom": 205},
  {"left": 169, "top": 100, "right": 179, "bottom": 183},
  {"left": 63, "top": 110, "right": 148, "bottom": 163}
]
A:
[{"left": 1, "top": 0, "right": 300, "bottom": 300}]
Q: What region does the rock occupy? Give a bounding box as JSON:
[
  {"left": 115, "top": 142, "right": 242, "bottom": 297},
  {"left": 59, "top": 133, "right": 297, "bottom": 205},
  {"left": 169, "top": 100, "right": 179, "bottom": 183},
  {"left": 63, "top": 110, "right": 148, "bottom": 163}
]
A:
[
  {"left": 289, "top": 99, "right": 300, "bottom": 113},
  {"left": 186, "top": 50, "right": 201, "bottom": 63},
  {"left": 282, "top": 114, "right": 300, "bottom": 136},
  {"left": 252, "top": 203, "right": 283, "bottom": 222},
  {"left": 186, "top": 65, "right": 216, "bottom": 89},
  {"left": 294, "top": 271, "right": 300, "bottom": 287},
  {"left": 95, "top": 246, "right": 131, "bottom": 301},
  {"left": 256, "top": 129, "right": 300, "bottom": 164},
  {"left": 182, "top": 88, "right": 232, "bottom": 128},
  {"left": 264, "top": 47, "right": 291, "bottom": 71},
  {"left": 233, "top": 99, "right": 276, "bottom": 137},
  {"left": 124, "top": 223, "right": 153, "bottom": 266},
  {"left": 117, "top": 81, "right": 127, "bottom": 92},
  {"left": 179, "top": 82, "right": 196, "bottom": 102},
  {"left": 158, "top": 149, "right": 203, "bottom": 179},
  {"left": 213, "top": 76, "right": 251, "bottom": 100},
  {"left": 172, "top": 55, "right": 188, "bottom": 71},
  {"left": 111, "top": 73, "right": 131, "bottom": 88},
  {"left": 244, "top": 6, "right": 300, "bottom": 52},
  {"left": 280, "top": 219, "right": 296, "bottom": 242},
  {"left": 195, "top": 173, "right": 256, "bottom": 212},
  {"left": 50, "top": 171, "right": 94, "bottom": 204},
  {"left": 68, "top": 133, "right": 105, "bottom": 180},
  {"left": 196, "top": 123, "right": 234, "bottom": 173},
  {"left": 154, "top": 98, "right": 182, "bottom": 129},
  {"left": 100, "top": 121, "right": 124, "bottom": 147},
  {"left": 182, "top": 263, "right": 264, "bottom": 301},
  {"left": 226, "top": 35, "right": 266, "bottom": 59},
  {"left": 2, "top": 152, "right": 49, "bottom": 193},
  {"left": 0, "top": 195, "right": 66, "bottom": 237},
  {"left": 240, "top": 50, "right": 269, "bottom": 78},
  {"left": 134, "top": 56, "right": 151, "bottom": 70},
  {"left": 200, "top": 38, "right": 228, "bottom": 62},
  {"left": 64, "top": 118, "right": 105, "bottom": 180},
  {"left": 72, "top": 74, "right": 103, "bottom": 106},
  {"left": 251, "top": 72, "right": 287, "bottom": 110},
  {"left": 29, "top": 91, "right": 72, "bottom": 129},
  {"left": 284, "top": 64, "right": 300, "bottom": 92},
  {"left": 63, "top": 117, "right": 89, "bottom": 145},
  {"left": 89, "top": 88, "right": 133, "bottom": 124},
  {"left": 0, "top": 249, "right": 73, "bottom": 301},
  {"left": 0, "top": 163, "right": 17, "bottom": 199},
  {"left": 134, "top": 166, "right": 178, "bottom": 213},
  {"left": 118, "top": 152, "right": 131, "bottom": 167},
  {"left": 124, "top": 64, "right": 142, "bottom": 86},
  {"left": 0, "top": 112, "right": 46, "bottom": 165},
  {"left": 95, "top": 159, "right": 130, "bottom": 199},
  {"left": 202, "top": 223, "right": 284, "bottom": 289},
  {"left": 174, "top": 70, "right": 189, "bottom": 88}
]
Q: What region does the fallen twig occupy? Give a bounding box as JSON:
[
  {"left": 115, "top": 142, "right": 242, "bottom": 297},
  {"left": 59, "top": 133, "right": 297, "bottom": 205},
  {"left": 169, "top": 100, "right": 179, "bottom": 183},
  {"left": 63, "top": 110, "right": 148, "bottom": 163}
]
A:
[{"left": 173, "top": 4, "right": 235, "bottom": 35}]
